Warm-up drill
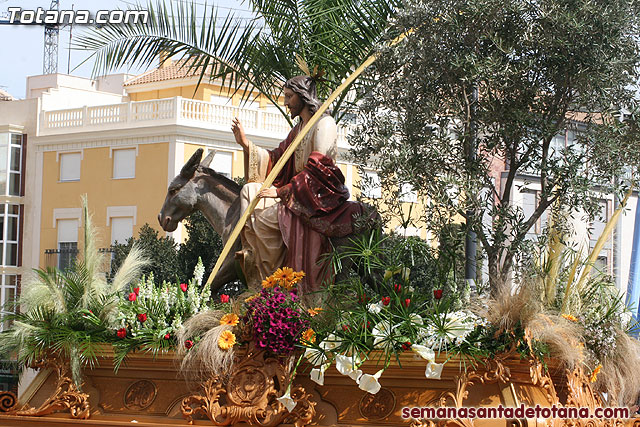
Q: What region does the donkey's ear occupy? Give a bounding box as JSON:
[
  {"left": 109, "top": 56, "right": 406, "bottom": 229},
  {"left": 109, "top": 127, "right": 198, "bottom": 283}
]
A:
[
  {"left": 201, "top": 150, "right": 215, "bottom": 168},
  {"left": 180, "top": 148, "right": 203, "bottom": 178}
]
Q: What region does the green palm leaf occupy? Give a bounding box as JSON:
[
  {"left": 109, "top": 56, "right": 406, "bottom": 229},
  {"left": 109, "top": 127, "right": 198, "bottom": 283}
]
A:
[{"left": 74, "top": 0, "right": 399, "bottom": 122}]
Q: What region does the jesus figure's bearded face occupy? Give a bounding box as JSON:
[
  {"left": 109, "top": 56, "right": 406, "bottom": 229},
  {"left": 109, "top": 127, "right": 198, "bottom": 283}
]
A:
[{"left": 284, "top": 87, "right": 305, "bottom": 119}]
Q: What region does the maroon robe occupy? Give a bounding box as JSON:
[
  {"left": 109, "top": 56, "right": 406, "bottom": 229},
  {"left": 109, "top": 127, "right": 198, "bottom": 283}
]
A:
[{"left": 264, "top": 122, "right": 364, "bottom": 293}]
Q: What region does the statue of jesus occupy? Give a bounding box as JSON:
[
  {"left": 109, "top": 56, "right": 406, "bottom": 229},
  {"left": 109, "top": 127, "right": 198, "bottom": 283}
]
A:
[{"left": 231, "top": 75, "right": 363, "bottom": 293}]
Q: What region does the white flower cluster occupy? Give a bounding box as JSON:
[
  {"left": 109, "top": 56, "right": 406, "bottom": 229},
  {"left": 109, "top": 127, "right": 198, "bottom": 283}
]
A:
[{"left": 116, "top": 258, "right": 211, "bottom": 335}]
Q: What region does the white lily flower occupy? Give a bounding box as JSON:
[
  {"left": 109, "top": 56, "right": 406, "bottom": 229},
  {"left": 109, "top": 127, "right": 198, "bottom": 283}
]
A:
[
  {"left": 425, "top": 362, "right": 444, "bottom": 380},
  {"left": 409, "top": 313, "right": 423, "bottom": 325},
  {"left": 367, "top": 301, "right": 384, "bottom": 314},
  {"left": 358, "top": 369, "right": 384, "bottom": 394},
  {"left": 304, "top": 346, "right": 328, "bottom": 367},
  {"left": 411, "top": 344, "right": 435, "bottom": 361},
  {"left": 320, "top": 333, "right": 341, "bottom": 351},
  {"left": 335, "top": 354, "right": 362, "bottom": 382},
  {"left": 310, "top": 363, "right": 330, "bottom": 386},
  {"left": 277, "top": 387, "right": 297, "bottom": 412},
  {"left": 401, "top": 267, "right": 410, "bottom": 280},
  {"left": 372, "top": 321, "right": 392, "bottom": 349}
]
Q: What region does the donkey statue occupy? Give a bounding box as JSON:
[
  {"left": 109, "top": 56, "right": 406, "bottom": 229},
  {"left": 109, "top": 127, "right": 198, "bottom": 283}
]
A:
[
  {"left": 159, "top": 148, "right": 381, "bottom": 292},
  {"left": 158, "top": 148, "right": 242, "bottom": 288}
]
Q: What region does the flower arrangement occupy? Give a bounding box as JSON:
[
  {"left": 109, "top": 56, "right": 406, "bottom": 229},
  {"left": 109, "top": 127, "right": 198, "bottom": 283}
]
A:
[
  {"left": 111, "top": 258, "right": 211, "bottom": 368},
  {"left": 244, "top": 268, "right": 309, "bottom": 355}
]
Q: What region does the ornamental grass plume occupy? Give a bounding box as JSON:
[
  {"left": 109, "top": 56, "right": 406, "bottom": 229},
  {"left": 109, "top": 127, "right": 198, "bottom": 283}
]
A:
[
  {"left": 176, "top": 309, "right": 236, "bottom": 380},
  {"left": 482, "top": 277, "right": 584, "bottom": 371},
  {"left": 594, "top": 330, "right": 640, "bottom": 407},
  {"left": 0, "top": 196, "right": 149, "bottom": 386}
]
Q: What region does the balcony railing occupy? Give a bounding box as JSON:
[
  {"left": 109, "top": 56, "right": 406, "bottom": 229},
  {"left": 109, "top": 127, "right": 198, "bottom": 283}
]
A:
[
  {"left": 44, "top": 248, "right": 115, "bottom": 270},
  {"left": 39, "top": 97, "right": 351, "bottom": 147}
]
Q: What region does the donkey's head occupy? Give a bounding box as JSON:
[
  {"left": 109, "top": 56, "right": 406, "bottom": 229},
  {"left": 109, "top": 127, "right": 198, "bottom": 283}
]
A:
[{"left": 158, "top": 148, "right": 214, "bottom": 232}]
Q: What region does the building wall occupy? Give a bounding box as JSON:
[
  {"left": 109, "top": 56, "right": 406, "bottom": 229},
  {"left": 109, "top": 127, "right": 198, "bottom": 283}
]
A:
[{"left": 38, "top": 142, "right": 169, "bottom": 266}]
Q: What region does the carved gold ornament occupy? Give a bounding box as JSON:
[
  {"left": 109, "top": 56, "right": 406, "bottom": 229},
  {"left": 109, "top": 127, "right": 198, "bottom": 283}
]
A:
[{"left": 181, "top": 346, "right": 316, "bottom": 426}]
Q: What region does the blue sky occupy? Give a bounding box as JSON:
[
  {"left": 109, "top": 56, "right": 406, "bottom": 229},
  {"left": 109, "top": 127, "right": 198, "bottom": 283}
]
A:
[{"left": 0, "top": 0, "right": 253, "bottom": 99}]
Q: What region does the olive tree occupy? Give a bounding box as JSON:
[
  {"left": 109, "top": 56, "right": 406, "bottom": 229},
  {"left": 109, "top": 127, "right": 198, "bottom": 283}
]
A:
[{"left": 350, "top": 0, "right": 640, "bottom": 293}]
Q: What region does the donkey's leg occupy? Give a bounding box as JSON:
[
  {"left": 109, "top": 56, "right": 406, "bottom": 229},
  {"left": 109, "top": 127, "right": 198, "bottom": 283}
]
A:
[{"left": 210, "top": 250, "right": 239, "bottom": 292}]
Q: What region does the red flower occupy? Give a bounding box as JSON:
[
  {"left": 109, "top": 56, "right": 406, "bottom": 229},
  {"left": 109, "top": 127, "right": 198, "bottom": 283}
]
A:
[
  {"left": 358, "top": 293, "right": 368, "bottom": 303},
  {"left": 137, "top": 313, "right": 147, "bottom": 323},
  {"left": 402, "top": 298, "right": 411, "bottom": 308},
  {"left": 185, "top": 340, "right": 194, "bottom": 349},
  {"left": 401, "top": 341, "right": 412, "bottom": 351},
  {"left": 128, "top": 292, "right": 137, "bottom": 302},
  {"left": 342, "top": 324, "right": 350, "bottom": 331},
  {"left": 117, "top": 328, "right": 127, "bottom": 339},
  {"left": 220, "top": 294, "right": 230, "bottom": 303},
  {"left": 394, "top": 283, "right": 402, "bottom": 293},
  {"left": 381, "top": 296, "right": 391, "bottom": 306},
  {"left": 363, "top": 321, "right": 371, "bottom": 330},
  {"left": 164, "top": 333, "right": 171, "bottom": 340},
  {"left": 133, "top": 287, "right": 140, "bottom": 295},
  {"left": 180, "top": 283, "right": 188, "bottom": 292},
  {"left": 433, "top": 289, "right": 443, "bottom": 300}
]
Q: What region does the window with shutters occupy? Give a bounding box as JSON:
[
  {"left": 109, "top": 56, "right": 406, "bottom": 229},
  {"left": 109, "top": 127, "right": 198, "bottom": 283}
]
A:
[
  {"left": 57, "top": 218, "right": 78, "bottom": 270},
  {"left": 112, "top": 148, "right": 136, "bottom": 179},
  {"left": 59, "top": 152, "right": 81, "bottom": 181}
]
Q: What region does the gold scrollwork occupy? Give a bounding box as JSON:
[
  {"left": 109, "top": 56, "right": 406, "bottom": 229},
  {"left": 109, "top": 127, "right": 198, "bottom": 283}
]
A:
[
  {"left": 16, "top": 359, "right": 90, "bottom": 419},
  {"left": 181, "top": 347, "right": 316, "bottom": 426},
  {"left": 0, "top": 391, "right": 18, "bottom": 413}
]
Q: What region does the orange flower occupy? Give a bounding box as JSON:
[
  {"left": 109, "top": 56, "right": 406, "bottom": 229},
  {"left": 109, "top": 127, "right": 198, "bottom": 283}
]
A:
[
  {"left": 218, "top": 330, "right": 236, "bottom": 350},
  {"left": 245, "top": 293, "right": 260, "bottom": 303},
  {"left": 307, "top": 307, "right": 323, "bottom": 317},
  {"left": 291, "top": 271, "right": 305, "bottom": 285},
  {"left": 590, "top": 364, "right": 602, "bottom": 383},
  {"left": 220, "top": 313, "right": 239, "bottom": 326},
  {"left": 562, "top": 314, "right": 578, "bottom": 322},
  {"left": 273, "top": 267, "right": 296, "bottom": 287},
  {"left": 262, "top": 276, "right": 276, "bottom": 289},
  {"left": 301, "top": 328, "right": 316, "bottom": 345}
]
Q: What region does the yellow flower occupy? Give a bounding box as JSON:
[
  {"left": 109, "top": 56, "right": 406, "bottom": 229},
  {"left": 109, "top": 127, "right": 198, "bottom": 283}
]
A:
[
  {"left": 262, "top": 276, "right": 276, "bottom": 289},
  {"left": 273, "top": 267, "right": 296, "bottom": 287},
  {"left": 245, "top": 293, "right": 259, "bottom": 303},
  {"left": 220, "top": 313, "right": 239, "bottom": 326},
  {"left": 590, "top": 364, "right": 602, "bottom": 383},
  {"left": 218, "top": 330, "right": 236, "bottom": 350},
  {"left": 562, "top": 314, "right": 578, "bottom": 322},
  {"left": 307, "top": 307, "right": 323, "bottom": 317},
  {"left": 290, "top": 271, "right": 305, "bottom": 286},
  {"left": 301, "top": 328, "right": 316, "bottom": 345}
]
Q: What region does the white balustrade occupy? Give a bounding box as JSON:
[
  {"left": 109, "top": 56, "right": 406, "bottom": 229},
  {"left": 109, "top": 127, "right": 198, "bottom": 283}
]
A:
[{"left": 40, "top": 97, "right": 352, "bottom": 144}]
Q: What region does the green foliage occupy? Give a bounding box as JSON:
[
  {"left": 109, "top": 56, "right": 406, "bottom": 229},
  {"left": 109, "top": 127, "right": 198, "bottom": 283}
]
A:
[
  {"left": 350, "top": 0, "right": 640, "bottom": 291},
  {"left": 177, "top": 211, "right": 222, "bottom": 285},
  {"left": 0, "top": 199, "right": 148, "bottom": 386},
  {"left": 111, "top": 259, "right": 211, "bottom": 370},
  {"left": 110, "top": 224, "right": 181, "bottom": 285}
]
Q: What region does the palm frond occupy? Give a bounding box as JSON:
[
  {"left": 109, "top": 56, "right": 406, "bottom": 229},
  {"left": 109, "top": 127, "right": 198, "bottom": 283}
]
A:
[{"left": 74, "top": 0, "right": 399, "bottom": 121}]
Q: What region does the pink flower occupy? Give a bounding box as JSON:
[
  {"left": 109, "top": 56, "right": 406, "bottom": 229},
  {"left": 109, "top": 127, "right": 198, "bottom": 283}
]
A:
[
  {"left": 220, "top": 294, "right": 230, "bottom": 303},
  {"left": 184, "top": 340, "right": 194, "bottom": 349},
  {"left": 128, "top": 293, "right": 137, "bottom": 302},
  {"left": 133, "top": 287, "right": 140, "bottom": 296},
  {"left": 180, "top": 283, "right": 188, "bottom": 292},
  {"left": 137, "top": 313, "right": 147, "bottom": 323},
  {"left": 117, "top": 328, "right": 127, "bottom": 339}
]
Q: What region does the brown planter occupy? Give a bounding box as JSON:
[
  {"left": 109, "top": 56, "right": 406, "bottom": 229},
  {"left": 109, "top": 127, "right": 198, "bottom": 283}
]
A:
[{"left": 0, "top": 346, "right": 638, "bottom": 427}]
